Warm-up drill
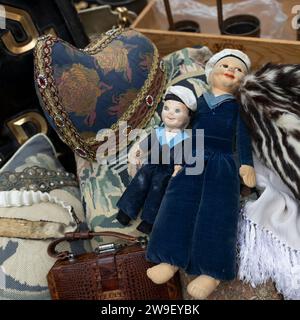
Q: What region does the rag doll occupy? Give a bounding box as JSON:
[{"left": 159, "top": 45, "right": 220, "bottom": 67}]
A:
[
  {"left": 116, "top": 85, "right": 197, "bottom": 234},
  {"left": 145, "top": 49, "right": 256, "bottom": 299}
]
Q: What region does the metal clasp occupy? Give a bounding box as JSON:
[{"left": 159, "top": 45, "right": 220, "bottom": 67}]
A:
[
  {"left": 67, "top": 253, "right": 75, "bottom": 262},
  {"left": 137, "top": 236, "right": 148, "bottom": 248},
  {"left": 94, "top": 243, "right": 124, "bottom": 254}
]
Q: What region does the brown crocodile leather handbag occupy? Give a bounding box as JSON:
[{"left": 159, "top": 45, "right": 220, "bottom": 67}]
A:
[{"left": 47, "top": 231, "right": 182, "bottom": 300}]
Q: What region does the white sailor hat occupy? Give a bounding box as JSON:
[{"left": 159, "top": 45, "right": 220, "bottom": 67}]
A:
[
  {"left": 164, "top": 85, "right": 197, "bottom": 112},
  {"left": 205, "top": 49, "right": 251, "bottom": 81}
]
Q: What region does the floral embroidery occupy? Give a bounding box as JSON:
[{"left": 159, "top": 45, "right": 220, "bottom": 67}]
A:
[
  {"left": 139, "top": 52, "right": 153, "bottom": 71},
  {"left": 56, "top": 64, "right": 112, "bottom": 126},
  {"left": 94, "top": 40, "right": 136, "bottom": 82},
  {"left": 108, "top": 89, "right": 139, "bottom": 117}
]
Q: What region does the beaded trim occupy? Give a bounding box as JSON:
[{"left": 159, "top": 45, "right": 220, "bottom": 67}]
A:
[
  {"left": 34, "top": 27, "right": 167, "bottom": 161},
  {"left": 0, "top": 166, "right": 78, "bottom": 192},
  {"left": 83, "top": 26, "right": 123, "bottom": 54}
]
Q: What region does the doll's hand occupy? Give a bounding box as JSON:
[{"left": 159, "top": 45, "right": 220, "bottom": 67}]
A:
[
  {"left": 172, "top": 165, "right": 183, "bottom": 177},
  {"left": 239, "top": 165, "right": 256, "bottom": 188},
  {"left": 135, "top": 149, "right": 143, "bottom": 168},
  {"left": 128, "top": 142, "right": 143, "bottom": 177}
]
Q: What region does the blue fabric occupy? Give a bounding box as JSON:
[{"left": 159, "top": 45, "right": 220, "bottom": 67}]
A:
[
  {"left": 117, "top": 164, "right": 173, "bottom": 224},
  {"left": 146, "top": 96, "right": 253, "bottom": 280}
]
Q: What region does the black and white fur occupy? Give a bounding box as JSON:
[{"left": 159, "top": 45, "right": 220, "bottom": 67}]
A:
[{"left": 236, "top": 63, "right": 300, "bottom": 200}]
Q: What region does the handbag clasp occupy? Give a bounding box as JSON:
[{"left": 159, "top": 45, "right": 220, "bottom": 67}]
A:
[{"left": 94, "top": 243, "right": 124, "bottom": 254}]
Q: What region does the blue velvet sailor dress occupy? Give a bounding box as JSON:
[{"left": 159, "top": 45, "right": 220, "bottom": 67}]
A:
[
  {"left": 117, "top": 128, "right": 190, "bottom": 226},
  {"left": 146, "top": 93, "right": 253, "bottom": 280}
]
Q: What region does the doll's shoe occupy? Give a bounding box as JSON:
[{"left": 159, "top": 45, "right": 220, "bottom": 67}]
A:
[
  {"left": 147, "top": 263, "right": 179, "bottom": 284},
  {"left": 187, "top": 275, "right": 220, "bottom": 299},
  {"left": 116, "top": 210, "right": 131, "bottom": 226},
  {"left": 136, "top": 220, "right": 153, "bottom": 234}
]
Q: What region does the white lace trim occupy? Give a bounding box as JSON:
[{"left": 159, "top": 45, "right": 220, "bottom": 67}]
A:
[{"left": 0, "top": 190, "right": 77, "bottom": 226}]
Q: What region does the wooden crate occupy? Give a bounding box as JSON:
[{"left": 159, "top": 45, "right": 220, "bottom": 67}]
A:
[{"left": 132, "top": 0, "right": 300, "bottom": 69}]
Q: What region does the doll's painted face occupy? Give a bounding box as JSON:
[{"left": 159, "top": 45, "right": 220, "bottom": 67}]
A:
[
  {"left": 161, "top": 100, "right": 190, "bottom": 131},
  {"left": 209, "top": 56, "right": 247, "bottom": 94}
]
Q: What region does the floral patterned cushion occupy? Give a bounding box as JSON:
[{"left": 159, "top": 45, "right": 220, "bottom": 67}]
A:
[
  {"left": 0, "top": 134, "right": 88, "bottom": 300},
  {"left": 34, "top": 28, "right": 166, "bottom": 161},
  {"left": 75, "top": 46, "right": 212, "bottom": 247}
]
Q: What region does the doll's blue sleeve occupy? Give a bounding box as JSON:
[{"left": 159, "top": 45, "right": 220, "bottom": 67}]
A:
[{"left": 237, "top": 111, "right": 253, "bottom": 167}]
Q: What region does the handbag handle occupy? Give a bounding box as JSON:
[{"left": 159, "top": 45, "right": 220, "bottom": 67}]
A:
[{"left": 47, "top": 231, "right": 147, "bottom": 260}]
